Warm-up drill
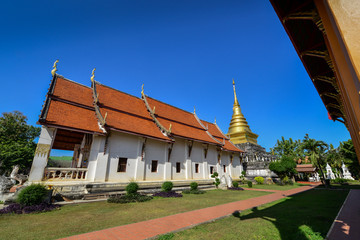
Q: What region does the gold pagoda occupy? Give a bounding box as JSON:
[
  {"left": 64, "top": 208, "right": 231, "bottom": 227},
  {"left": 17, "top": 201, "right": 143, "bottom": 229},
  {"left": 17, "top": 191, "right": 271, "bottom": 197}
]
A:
[{"left": 227, "top": 79, "right": 258, "bottom": 145}]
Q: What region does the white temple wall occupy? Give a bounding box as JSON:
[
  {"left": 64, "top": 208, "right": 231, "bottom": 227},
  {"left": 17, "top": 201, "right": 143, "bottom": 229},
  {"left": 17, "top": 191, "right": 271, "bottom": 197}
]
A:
[
  {"left": 191, "top": 142, "right": 205, "bottom": 180},
  {"left": 170, "top": 139, "right": 187, "bottom": 180},
  {"left": 220, "top": 153, "right": 230, "bottom": 177},
  {"left": 143, "top": 139, "right": 167, "bottom": 181},
  {"left": 206, "top": 146, "right": 218, "bottom": 178},
  {"left": 87, "top": 135, "right": 111, "bottom": 182},
  {"left": 231, "top": 155, "right": 242, "bottom": 178},
  {"left": 104, "top": 132, "right": 140, "bottom": 182}
]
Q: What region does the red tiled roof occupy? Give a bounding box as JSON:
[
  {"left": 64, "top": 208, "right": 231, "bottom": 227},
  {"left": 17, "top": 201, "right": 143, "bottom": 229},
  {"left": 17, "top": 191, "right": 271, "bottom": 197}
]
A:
[
  {"left": 45, "top": 100, "right": 101, "bottom": 133},
  {"left": 296, "top": 164, "right": 316, "bottom": 173},
  {"left": 96, "top": 84, "right": 171, "bottom": 141},
  {"left": 52, "top": 77, "right": 94, "bottom": 108},
  {"left": 146, "top": 97, "right": 219, "bottom": 145},
  {"left": 201, "top": 120, "right": 243, "bottom": 153}
]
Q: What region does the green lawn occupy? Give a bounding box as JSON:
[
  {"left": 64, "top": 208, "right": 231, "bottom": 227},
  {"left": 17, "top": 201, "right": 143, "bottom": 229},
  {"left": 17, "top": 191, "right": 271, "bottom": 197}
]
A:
[
  {"left": 239, "top": 182, "right": 309, "bottom": 191},
  {"left": 158, "top": 189, "right": 348, "bottom": 240},
  {"left": 48, "top": 156, "right": 72, "bottom": 161},
  {"left": 0, "top": 189, "right": 270, "bottom": 240}
]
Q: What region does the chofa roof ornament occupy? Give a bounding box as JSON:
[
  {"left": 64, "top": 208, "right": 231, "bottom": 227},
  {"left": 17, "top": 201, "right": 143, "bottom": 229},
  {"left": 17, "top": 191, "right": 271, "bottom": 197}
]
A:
[{"left": 51, "top": 59, "right": 59, "bottom": 77}]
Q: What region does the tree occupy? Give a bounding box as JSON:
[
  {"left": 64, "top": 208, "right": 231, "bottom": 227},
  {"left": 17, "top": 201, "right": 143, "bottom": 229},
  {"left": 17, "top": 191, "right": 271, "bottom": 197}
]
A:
[
  {"left": 301, "top": 134, "right": 328, "bottom": 184},
  {"left": 269, "top": 155, "right": 297, "bottom": 180},
  {"left": 271, "top": 136, "right": 303, "bottom": 160},
  {"left": 325, "top": 144, "right": 344, "bottom": 177},
  {"left": 339, "top": 139, "right": 360, "bottom": 179},
  {"left": 0, "top": 111, "right": 40, "bottom": 174}
]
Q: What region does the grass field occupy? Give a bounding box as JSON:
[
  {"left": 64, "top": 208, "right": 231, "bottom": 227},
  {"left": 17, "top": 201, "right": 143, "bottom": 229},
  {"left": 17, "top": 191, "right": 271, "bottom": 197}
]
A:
[
  {"left": 48, "top": 156, "right": 72, "bottom": 161},
  {"left": 239, "top": 182, "right": 309, "bottom": 191},
  {"left": 157, "top": 189, "right": 348, "bottom": 240},
  {"left": 0, "top": 189, "right": 270, "bottom": 240}
]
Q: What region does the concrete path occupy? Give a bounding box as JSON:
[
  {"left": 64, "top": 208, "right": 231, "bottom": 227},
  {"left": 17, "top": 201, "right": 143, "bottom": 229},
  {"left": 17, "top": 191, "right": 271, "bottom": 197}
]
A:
[
  {"left": 60, "top": 185, "right": 319, "bottom": 240},
  {"left": 327, "top": 189, "right": 360, "bottom": 240}
]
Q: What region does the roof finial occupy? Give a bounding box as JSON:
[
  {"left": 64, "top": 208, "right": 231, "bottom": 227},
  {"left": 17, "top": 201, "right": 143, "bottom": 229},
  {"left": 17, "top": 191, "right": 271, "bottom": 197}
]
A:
[
  {"left": 232, "top": 78, "right": 239, "bottom": 106},
  {"left": 91, "top": 68, "right": 96, "bottom": 82},
  {"left": 169, "top": 124, "right": 172, "bottom": 133},
  {"left": 51, "top": 60, "right": 59, "bottom": 77},
  {"left": 193, "top": 106, "right": 196, "bottom": 114},
  {"left": 141, "top": 84, "right": 144, "bottom": 95},
  {"left": 153, "top": 106, "right": 156, "bottom": 114},
  {"left": 214, "top": 117, "right": 217, "bottom": 124}
]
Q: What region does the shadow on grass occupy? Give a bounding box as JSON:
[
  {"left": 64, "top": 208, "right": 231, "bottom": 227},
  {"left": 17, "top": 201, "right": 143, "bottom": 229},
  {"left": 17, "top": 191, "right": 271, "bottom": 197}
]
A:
[{"left": 231, "top": 189, "right": 348, "bottom": 240}]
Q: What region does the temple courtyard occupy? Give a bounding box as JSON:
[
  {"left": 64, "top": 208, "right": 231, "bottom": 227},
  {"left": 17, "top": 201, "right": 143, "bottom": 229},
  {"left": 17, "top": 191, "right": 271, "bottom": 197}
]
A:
[{"left": 1, "top": 182, "right": 360, "bottom": 240}]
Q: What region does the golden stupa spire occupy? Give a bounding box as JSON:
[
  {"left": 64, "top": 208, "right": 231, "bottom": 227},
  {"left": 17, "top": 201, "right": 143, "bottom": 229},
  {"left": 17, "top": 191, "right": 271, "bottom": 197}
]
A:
[{"left": 227, "top": 79, "right": 258, "bottom": 145}]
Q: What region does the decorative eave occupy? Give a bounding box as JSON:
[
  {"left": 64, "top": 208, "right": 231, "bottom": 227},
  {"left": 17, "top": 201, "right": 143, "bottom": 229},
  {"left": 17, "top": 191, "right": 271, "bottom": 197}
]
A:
[
  {"left": 39, "top": 60, "right": 60, "bottom": 123},
  {"left": 270, "top": 0, "right": 346, "bottom": 125},
  {"left": 141, "top": 85, "right": 174, "bottom": 140},
  {"left": 194, "top": 112, "right": 223, "bottom": 147},
  {"left": 90, "top": 68, "right": 107, "bottom": 133}
]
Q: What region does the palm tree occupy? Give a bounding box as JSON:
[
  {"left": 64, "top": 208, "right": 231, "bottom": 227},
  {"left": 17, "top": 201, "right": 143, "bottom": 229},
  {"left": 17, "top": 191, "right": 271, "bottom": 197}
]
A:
[{"left": 301, "top": 134, "right": 329, "bottom": 185}]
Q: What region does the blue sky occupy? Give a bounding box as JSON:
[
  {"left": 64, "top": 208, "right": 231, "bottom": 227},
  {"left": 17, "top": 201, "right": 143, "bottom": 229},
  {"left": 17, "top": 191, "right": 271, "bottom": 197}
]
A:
[{"left": 0, "top": 0, "right": 350, "bottom": 154}]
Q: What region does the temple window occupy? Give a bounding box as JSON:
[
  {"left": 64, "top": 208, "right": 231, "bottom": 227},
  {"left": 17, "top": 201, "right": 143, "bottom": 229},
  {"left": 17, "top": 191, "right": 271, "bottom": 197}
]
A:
[
  {"left": 151, "top": 160, "right": 158, "bottom": 172},
  {"left": 210, "top": 166, "right": 214, "bottom": 174},
  {"left": 223, "top": 165, "right": 226, "bottom": 173},
  {"left": 176, "top": 162, "right": 181, "bottom": 173},
  {"left": 195, "top": 163, "right": 199, "bottom": 173},
  {"left": 117, "top": 158, "right": 127, "bottom": 172}
]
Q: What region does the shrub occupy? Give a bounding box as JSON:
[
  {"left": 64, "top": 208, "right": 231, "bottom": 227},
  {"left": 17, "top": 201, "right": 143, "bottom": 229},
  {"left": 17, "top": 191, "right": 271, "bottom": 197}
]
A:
[
  {"left": 125, "top": 182, "right": 139, "bottom": 195},
  {"left": 247, "top": 181, "right": 253, "bottom": 188},
  {"left": 227, "top": 187, "right": 244, "bottom": 191},
  {"left": 211, "top": 172, "right": 220, "bottom": 188},
  {"left": 162, "top": 181, "right": 173, "bottom": 192},
  {"left": 233, "top": 181, "right": 239, "bottom": 188},
  {"left": 254, "top": 176, "right": 264, "bottom": 185},
  {"left": 332, "top": 178, "right": 348, "bottom": 184},
  {"left": 107, "top": 193, "right": 152, "bottom": 203},
  {"left": 153, "top": 191, "right": 183, "bottom": 198},
  {"left": 190, "top": 182, "right": 198, "bottom": 190},
  {"left": 0, "top": 203, "right": 59, "bottom": 215},
  {"left": 17, "top": 184, "right": 48, "bottom": 206}
]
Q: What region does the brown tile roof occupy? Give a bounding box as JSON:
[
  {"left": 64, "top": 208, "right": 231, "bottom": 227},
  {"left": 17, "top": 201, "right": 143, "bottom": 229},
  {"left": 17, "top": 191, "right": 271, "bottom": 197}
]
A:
[
  {"left": 52, "top": 76, "right": 94, "bottom": 108},
  {"left": 296, "top": 164, "right": 316, "bottom": 173},
  {"left": 45, "top": 100, "right": 101, "bottom": 133},
  {"left": 96, "top": 84, "right": 171, "bottom": 141},
  {"left": 146, "top": 97, "right": 219, "bottom": 145},
  {"left": 201, "top": 120, "right": 243, "bottom": 153}
]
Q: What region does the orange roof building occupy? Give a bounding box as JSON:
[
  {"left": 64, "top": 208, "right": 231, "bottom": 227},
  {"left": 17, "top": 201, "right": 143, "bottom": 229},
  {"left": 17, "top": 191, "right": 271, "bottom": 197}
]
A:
[{"left": 29, "top": 65, "right": 244, "bottom": 186}]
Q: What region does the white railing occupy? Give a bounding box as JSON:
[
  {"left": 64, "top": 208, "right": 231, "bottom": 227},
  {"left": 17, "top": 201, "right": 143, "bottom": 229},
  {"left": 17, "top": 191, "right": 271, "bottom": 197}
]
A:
[{"left": 44, "top": 167, "right": 88, "bottom": 181}]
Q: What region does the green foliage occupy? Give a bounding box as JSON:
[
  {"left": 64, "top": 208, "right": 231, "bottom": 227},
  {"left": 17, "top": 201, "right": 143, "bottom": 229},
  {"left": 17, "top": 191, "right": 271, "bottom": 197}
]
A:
[
  {"left": 190, "top": 182, "right": 198, "bottom": 190},
  {"left": 254, "top": 176, "right": 264, "bottom": 184},
  {"left": 125, "top": 182, "right": 139, "bottom": 195},
  {"left": 17, "top": 184, "right": 48, "bottom": 206},
  {"left": 233, "top": 181, "right": 239, "bottom": 188},
  {"left": 211, "top": 172, "right": 220, "bottom": 188},
  {"left": 156, "top": 233, "right": 174, "bottom": 240},
  {"left": 0, "top": 111, "right": 41, "bottom": 174},
  {"left": 107, "top": 193, "right": 152, "bottom": 204},
  {"left": 339, "top": 140, "right": 360, "bottom": 179},
  {"left": 331, "top": 178, "right": 348, "bottom": 184},
  {"left": 247, "top": 181, "right": 252, "bottom": 188},
  {"left": 162, "top": 181, "right": 173, "bottom": 192},
  {"left": 269, "top": 155, "right": 297, "bottom": 179},
  {"left": 270, "top": 136, "right": 303, "bottom": 160}
]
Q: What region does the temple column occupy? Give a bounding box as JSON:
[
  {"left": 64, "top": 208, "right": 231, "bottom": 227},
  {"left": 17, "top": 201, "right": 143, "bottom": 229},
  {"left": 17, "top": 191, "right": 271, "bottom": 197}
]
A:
[
  {"left": 134, "top": 138, "right": 146, "bottom": 181},
  {"left": 164, "top": 144, "right": 172, "bottom": 180},
  {"left": 29, "top": 126, "right": 57, "bottom": 182},
  {"left": 87, "top": 135, "right": 110, "bottom": 182},
  {"left": 202, "top": 161, "right": 208, "bottom": 179}
]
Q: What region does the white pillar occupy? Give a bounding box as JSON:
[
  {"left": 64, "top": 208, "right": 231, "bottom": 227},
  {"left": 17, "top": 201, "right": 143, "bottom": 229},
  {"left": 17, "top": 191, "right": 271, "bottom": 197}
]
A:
[
  {"left": 134, "top": 138, "right": 146, "bottom": 181},
  {"left": 87, "top": 135, "right": 110, "bottom": 182},
  {"left": 202, "top": 161, "right": 208, "bottom": 179},
  {"left": 163, "top": 143, "right": 172, "bottom": 180},
  {"left": 29, "top": 126, "right": 57, "bottom": 182}
]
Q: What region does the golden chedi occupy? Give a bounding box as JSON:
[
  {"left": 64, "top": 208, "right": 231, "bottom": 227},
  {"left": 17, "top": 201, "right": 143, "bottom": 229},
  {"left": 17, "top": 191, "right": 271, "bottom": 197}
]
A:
[{"left": 227, "top": 79, "right": 258, "bottom": 145}]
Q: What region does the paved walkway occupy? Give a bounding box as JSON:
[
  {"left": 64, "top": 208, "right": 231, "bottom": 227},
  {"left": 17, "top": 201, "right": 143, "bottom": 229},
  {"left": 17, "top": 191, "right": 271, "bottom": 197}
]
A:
[
  {"left": 327, "top": 189, "right": 360, "bottom": 240},
  {"left": 60, "top": 185, "right": 319, "bottom": 240}
]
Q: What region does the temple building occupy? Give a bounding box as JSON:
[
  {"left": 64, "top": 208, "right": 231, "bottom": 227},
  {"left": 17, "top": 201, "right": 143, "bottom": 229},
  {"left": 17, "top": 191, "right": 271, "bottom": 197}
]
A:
[
  {"left": 28, "top": 63, "right": 244, "bottom": 192},
  {"left": 227, "top": 80, "right": 276, "bottom": 178}
]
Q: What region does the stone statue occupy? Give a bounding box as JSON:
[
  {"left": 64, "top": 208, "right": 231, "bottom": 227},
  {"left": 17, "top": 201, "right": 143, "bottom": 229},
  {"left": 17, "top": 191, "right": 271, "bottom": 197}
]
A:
[
  {"left": 0, "top": 175, "right": 13, "bottom": 193},
  {"left": 10, "top": 165, "right": 28, "bottom": 185},
  {"left": 219, "top": 175, "right": 228, "bottom": 189},
  {"left": 227, "top": 175, "right": 233, "bottom": 188}
]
